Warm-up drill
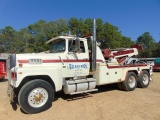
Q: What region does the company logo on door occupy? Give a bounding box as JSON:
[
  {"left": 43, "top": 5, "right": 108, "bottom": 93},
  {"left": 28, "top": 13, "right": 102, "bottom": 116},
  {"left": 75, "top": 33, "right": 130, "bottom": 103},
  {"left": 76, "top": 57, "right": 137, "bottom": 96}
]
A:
[{"left": 69, "top": 63, "right": 87, "bottom": 69}]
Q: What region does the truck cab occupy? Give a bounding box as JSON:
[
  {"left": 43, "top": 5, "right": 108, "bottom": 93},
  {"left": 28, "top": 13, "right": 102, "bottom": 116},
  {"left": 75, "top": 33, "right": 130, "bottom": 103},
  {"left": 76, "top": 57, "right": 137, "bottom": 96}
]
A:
[
  {"left": 47, "top": 36, "right": 91, "bottom": 77},
  {"left": 46, "top": 36, "right": 104, "bottom": 77}
]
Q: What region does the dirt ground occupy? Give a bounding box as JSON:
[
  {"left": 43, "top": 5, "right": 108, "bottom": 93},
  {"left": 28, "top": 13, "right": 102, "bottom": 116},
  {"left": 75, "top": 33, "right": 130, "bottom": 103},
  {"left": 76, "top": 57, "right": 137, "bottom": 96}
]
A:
[{"left": 0, "top": 72, "right": 160, "bottom": 120}]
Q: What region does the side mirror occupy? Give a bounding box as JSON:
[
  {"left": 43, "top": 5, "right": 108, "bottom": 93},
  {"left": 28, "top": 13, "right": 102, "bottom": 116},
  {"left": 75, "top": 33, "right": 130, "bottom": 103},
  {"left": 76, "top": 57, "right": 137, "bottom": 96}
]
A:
[
  {"left": 75, "top": 38, "right": 80, "bottom": 53},
  {"left": 97, "top": 42, "right": 101, "bottom": 47}
]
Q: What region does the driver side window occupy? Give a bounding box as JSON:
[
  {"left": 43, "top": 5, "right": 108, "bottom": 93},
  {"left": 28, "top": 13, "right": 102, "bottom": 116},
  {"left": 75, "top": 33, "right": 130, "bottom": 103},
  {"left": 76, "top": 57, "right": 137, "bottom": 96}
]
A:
[{"left": 68, "top": 40, "right": 85, "bottom": 53}]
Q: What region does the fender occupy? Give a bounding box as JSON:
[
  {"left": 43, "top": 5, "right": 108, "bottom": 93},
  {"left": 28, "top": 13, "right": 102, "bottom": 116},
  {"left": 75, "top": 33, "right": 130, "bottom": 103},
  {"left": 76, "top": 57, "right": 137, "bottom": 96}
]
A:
[{"left": 10, "top": 66, "right": 63, "bottom": 91}]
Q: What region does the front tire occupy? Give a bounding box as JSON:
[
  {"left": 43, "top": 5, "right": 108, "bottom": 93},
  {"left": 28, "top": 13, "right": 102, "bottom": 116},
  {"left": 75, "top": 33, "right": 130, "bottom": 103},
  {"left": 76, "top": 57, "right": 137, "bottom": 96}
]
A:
[
  {"left": 122, "top": 72, "right": 137, "bottom": 91},
  {"left": 18, "top": 79, "right": 54, "bottom": 114},
  {"left": 137, "top": 71, "right": 150, "bottom": 88}
]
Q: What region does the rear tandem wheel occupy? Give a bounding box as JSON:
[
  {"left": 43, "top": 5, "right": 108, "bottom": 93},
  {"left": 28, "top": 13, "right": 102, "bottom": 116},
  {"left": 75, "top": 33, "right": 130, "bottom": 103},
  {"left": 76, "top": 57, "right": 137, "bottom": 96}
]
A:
[
  {"left": 137, "top": 71, "right": 150, "bottom": 88},
  {"left": 121, "top": 72, "right": 137, "bottom": 91}
]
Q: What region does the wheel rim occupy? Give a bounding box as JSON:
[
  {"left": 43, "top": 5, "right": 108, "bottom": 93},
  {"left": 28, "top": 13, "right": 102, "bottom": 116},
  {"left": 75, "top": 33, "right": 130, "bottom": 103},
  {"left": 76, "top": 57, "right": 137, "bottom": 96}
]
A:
[
  {"left": 128, "top": 76, "right": 136, "bottom": 88},
  {"left": 142, "top": 74, "right": 149, "bottom": 85},
  {"left": 28, "top": 87, "right": 48, "bottom": 108}
]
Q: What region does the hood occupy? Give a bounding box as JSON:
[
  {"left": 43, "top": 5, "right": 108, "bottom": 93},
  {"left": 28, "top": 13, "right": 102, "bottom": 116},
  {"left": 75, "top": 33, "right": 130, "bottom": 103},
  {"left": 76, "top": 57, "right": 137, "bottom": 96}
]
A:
[{"left": 16, "top": 53, "right": 65, "bottom": 65}]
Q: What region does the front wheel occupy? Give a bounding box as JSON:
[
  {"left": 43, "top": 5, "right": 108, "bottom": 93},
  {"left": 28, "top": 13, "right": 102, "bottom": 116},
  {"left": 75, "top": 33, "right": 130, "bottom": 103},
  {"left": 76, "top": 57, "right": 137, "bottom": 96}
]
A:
[
  {"left": 122, "top": 72, "right": 137, "bottom": 91},
  {"left": 18, "top": 79, "right": 54, "bottom": 114}
]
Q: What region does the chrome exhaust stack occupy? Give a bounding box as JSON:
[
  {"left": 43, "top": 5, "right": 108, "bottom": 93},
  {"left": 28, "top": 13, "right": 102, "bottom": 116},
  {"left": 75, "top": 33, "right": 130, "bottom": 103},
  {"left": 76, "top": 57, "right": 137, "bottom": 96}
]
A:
[{"left": 91, "top": 19, "right": 96, "bottom": 71}]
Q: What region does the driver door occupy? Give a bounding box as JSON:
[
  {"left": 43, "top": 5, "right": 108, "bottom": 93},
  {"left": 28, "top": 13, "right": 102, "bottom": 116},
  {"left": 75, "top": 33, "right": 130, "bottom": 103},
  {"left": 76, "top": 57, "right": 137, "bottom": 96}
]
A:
[{"left": 67, "top": 39, "right": 90, "bottom": 77}]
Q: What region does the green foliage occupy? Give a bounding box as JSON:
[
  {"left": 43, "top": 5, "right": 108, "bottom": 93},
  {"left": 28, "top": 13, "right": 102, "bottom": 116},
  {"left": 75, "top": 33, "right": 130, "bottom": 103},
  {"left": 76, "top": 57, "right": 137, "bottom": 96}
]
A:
[
  {"left": 0, "top": 18, "right": 158, "bottom": 58},
  {"left": 0, "top": 26, "right": 16, "bottom": 53},
  {"left": 136, "top": 32, "right": 158, "bottom": 57},
  {"left": 152, "top": 41, "right": 160, "bottom": 57},
  {"left": 96, "top": 21, "right": 134, "bottom": 49}
]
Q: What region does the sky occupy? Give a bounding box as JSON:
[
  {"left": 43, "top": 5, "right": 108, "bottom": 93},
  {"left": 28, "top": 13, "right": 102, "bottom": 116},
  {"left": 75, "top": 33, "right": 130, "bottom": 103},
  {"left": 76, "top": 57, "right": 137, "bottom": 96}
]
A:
[{"left": 0, "top": 0, "right": 160, "bottom": 42}]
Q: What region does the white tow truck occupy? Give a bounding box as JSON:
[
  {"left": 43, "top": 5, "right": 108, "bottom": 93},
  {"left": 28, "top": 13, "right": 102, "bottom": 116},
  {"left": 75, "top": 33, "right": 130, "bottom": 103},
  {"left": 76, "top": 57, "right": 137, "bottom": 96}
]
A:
[{"left": 7, "top": 19, "right": 152, "bottom": 114}]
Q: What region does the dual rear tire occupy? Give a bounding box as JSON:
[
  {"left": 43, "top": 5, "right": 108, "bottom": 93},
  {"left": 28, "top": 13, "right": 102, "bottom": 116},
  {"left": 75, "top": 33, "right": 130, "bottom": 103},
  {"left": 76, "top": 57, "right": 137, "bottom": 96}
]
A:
[
  {"left": 137, "top": 71, "right": 150, "bottom": 88},
  {"left": 117, "top": 71, "right": 150, "bottom": 91}
]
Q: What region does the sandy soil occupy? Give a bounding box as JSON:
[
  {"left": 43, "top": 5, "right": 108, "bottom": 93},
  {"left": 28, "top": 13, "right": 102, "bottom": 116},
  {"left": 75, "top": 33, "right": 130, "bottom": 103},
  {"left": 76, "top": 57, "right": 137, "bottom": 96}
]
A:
[{"left": 0, "top": 72, "right": 160, "bottom": 120}]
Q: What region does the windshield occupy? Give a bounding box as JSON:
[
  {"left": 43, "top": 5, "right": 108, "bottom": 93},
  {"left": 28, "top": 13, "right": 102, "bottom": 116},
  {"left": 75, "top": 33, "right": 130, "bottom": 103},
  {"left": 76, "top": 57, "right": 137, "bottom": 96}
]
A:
[{"left": 49, "top": 39, "right": 66, "bottom": 53}]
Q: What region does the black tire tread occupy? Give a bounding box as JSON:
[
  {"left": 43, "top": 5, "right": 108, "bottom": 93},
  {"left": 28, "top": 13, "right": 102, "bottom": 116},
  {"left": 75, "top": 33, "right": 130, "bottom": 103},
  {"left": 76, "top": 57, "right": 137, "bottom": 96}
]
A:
[
  {"left": 137, "top": 71, "right": 150, "bottom": 88},
  {"left": 18, "top": 79, "right": 54, "bottom": 114},
  {"left": 122, "top": 72, "right": 137, "bottom": 91}
]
